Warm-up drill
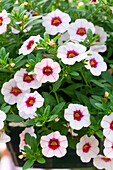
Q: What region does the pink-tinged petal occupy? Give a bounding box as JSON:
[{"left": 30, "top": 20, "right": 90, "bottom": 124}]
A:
[
  {"left": 64, "top": 108, "right": 73, "bottom": 121},
  {"left": 0, "top": 121, "right": 4, "bottom": 130},
  {"left": 54, "top": 147, "right": 67, "bottom": 157},
  {"left": 42, "top": 147, "right": 54, "bottom": 157},
  {"left": 0, "top": 131, "right": 11, "bottom": 143},
  {"left": 104, "top": 147, "right": 113, "bottom": 158},
  {"left": 0, "top": 111, "right": 6, "bottom": 121}
]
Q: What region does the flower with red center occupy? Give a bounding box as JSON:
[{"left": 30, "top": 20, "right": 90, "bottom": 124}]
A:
[
  {"left": 64, "top": 104, "right": 90, "bottom": 130},
  {"left": 19, "top": 35, "right": 41, "bottom": 55},
  {"left": 40, "top": 131, "right": 68, "bottom": 158},
  {"left": 14, "top": 68, "right": 42, "bottom": 90},
  {"left": 93, "top": 155, "right": 113, "bottom": 170},
  {"left": 0, "top": 10, "right": 10, "bottom": 34},
  {"left": 57, "top": 42, "right": 87, "bottom": 65},
  {"left": 1, "top": 79, "right": 29, "bottom": 105},
  {"left": 90, "top": 0, "right": 99, "bottom": 4},
  {"left": 42, "top": 9, "right": 71, "bottom": 35},
  {"left": 68, "top": 19, "right": 95, "bottom": 42},
  {"left": 90, "top": 26, "right": 107, "bottom": 53},
  {"left": 76, "top": 135, "right": 99, "bottom": 162},
  {"left": 104, "top": 138, "right": 113, "bottom": 158},
  {"left": 34, "top": 58, "right": 61, "bottom": 83},
  {"left": 101, "top": 112, "right": 113, "bottom": 141},
  {"left": 85, "top": 51, "right": 107, "bottom": 76},
  {"left": 0, "top": 110, "right": 6, "bottom": 130},
  {"left": 17, "top": 91, "right": 44, "bottom": 115},
  {"left": 19, "top": 127, "right": 36, "bottom": 153}
]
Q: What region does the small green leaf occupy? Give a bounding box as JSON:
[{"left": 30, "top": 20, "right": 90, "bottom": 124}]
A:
[
  {"left": 43, "top": 105, "right": 50, "bottom": 118},
  {"left": 36, "top": 122, "right": 43, "bottom": 127},
  {"left": 37, "top": 157, "right": 46, "bottom": 164},
  {"left": 24, "top": 119, "right": 35, "bottom": 126},
  {"left": 25, "top": 133, "right": 31, "bottom": 146},
  {"left": 53, "top": 80, "right": 62, "bottom": 92},
  {"left": 48, "top": 115, "right": 58, "bottom": 122},
  {"left": 67, "top": 137, "right": 77, "bottom": 149},
  {"left": 30, "top": 136, "right": 38, "bottom": 152},
  {"left": 23, "top": 159, "right": 35, "bottom": 170},
  {"left": 95, "top": 103, "right": 106, "bottom": 111},
  {"left": 1, "top": 105, "right": 11, "bottom": 113},
  {"left": 51, "top": 102, "right": 65, "bottom": 115},
  {"left": 6, "top": 114, "right": 24, "bottom": 122},
  {"left": 96, "top": 130, "right": 104, "bottom": 138},
  {"left": 44, "top": 32, "right": 50, "bottom": 42},
  {"left": 70, "top": 72, "right": 79, "bottom": 77}
]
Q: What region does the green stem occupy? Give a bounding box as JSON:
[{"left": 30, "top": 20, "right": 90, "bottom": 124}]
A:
[
  {"left": 55, "top": 92, "right": 59, "bottom": 104},
  {"left": 80, "top": 69, "right": 89, "bottom": 87}
]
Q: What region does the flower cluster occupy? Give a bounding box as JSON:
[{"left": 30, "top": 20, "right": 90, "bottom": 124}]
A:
[{"left": 0, "top": 1, "right": 113, "bottom": 170}]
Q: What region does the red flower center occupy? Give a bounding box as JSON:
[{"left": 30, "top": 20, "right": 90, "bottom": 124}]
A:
[
  {"left": 90, "top": 58, "right": 98, "bottom": 68},
  {"left": 51, "top": 17, "right": 62, "bottom": 27},
  {"left": 101, "top": 158, "right": 111, "bottom": 163},
  {"left": 23, "top": 73, "right": 34, "bottom": 83},
  {"left": 43, "top": 66, "right": 53, "bottom": 76},
  {"left": 73, "top": 110, "right": 83, "bottom": 121},
  {"left": 10, "top": 87, "right": 22, "bottom": 96},
  {"left": 49, "top": 138, "right": 60, "bottom": 150},
  {"left": 27, "top": 40, "right": 34, "bottom": 50},
  {"left": 110, "top": 121, "right": 113, "bottom": 130},
  {"left": 76, "top": 28, "right": 86, "bottom": 36},
  {"left": 83, "top": 143, "right": 91, "bottom": 153},
  {"left": 0, "top": 17, "right": 3, "bottom": 26},
  {"left": 25, "top": 97, "right": 35, "bottom": 107},
  {"left": 67, "top": 50, "right": 79, "bottom": 58}
]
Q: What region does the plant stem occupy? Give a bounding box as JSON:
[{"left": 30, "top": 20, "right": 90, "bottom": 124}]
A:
[{"left": 55, "top": 92, "right": 59, "bottom": 104}]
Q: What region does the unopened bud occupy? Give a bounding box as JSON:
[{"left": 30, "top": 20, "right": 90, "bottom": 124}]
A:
[
  {"left": 108, "top": 68, "right": 113, "bottom": 74},
  {"left": 35, "top": 12, "right": 40, "bottom": 15},
  {"left": 10, "top": 63, "right": 15, "bottom": 67},
  {"left": 26, "top": 64, "right": 30, "bottom": 67},
  {"left": 24, "top": 2, "right": 29, "bottom": 6},
  {"left": 104, "top": 91, "right": 109, "bottom": 98},
  {"left": 18, "top": 154, "right": 27, "bottom": 159},
  {"left": 24, "top": 15, "right": 28, "bottom": 20},
  {"left": 55, "top": 117, "right": 59, "bottom": 122},
  {"left": 64, "top": 74, "right": 67, "bottom": 77},
  {"left": 48, "top": 39, "right": 55, "bottom": 47}
]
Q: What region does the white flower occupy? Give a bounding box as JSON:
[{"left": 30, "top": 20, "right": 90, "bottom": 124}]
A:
[
  {"left": 19, "top": 111, "right": 37, "bottom": 119},
  {"left": 34, "top": 58, "right": 61, "bottom": 83},
  {"left": 40, "top": 131, "right": 68, "bottom": 158},
  {"left": 90, "top": 26, "right": 107, "bottom": 52},
  {"left": 58, "top": 32, "right": 70, "bottom": 45},
  {"left": 93, "top": 155, "right": 113, "bottom": 170},
  {"left": 85, "top": 51, "right": 107, "bottom": 76},
  {"left": 19, "top": 35, "right": 41, "bottom": 55},
  {"left": 14, "top": 68, "right": 42, "bottom": 90},
  {"left": 104, "top": 138, "right": 113, "bottom": 158},
  {"left": 68, "top": 19, "right": 95, "bottom": 42},
  {"left": 19, "top": 127, "right": 36, "bottom": 152},
  {"left": 0, "top": 130, "right": 11, "bottom": 143},
  {"left": 101, "top": 112, "right": 113, "bottom": 141},
  {"left": 64, "top": 104, "right": 90, "bottom": 130},
  {"left": 76, "top": 135, "right": 99, "bottom": 162},
  {"left": 0, "top": 10, "right": 10, "bottom": 34},
  {"left": 17, "top": 91, "right": 44, "bottom": 115},
  {"left": 1, "top": 79, "right": 30, "bottom": 105},
  {"left": 57, "top": 42, "right": 87, "bottom": 65},
  {"left": 0, "top": 110, "right": 6, "bottom": 130},
  {"left": 42, "top": 9, "right": 71, "bottom": 35},
  {"left": 110, "top": 7, "right": 113, "bottom": 13}
]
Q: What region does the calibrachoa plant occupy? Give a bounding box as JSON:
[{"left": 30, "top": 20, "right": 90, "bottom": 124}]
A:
[{"left": 0, "top": 0, "right": 113, "bottom": 170}]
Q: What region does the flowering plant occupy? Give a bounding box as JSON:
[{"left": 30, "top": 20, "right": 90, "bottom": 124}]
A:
[{"left": 0, "top": 0, "right": 113, "bottom": 170}]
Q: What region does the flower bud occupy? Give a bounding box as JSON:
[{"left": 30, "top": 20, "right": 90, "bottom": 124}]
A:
[
  {"left": 10, "top": 63, "right": 15, "bottom": 67},
  {"left": 24, "top": 15, "right": 28, "bottom": 20},
  {"left": 55, "top": 117, "right": 59, "bottom": 122},
  {"left": 26, "top": 64, "right": 30, "bottom": 67},
  {"left": 104, "top": 91, "right": 109, "bottom": 98},
  {"left": 24, "top": 2, "right": 29, "bottom": 6},
  {"left": 48, "top": 39, "right": 55, "bottom": 47}
]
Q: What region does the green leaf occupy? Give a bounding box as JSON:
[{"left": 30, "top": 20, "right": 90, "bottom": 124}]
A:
[
  {"left": 51, "top": 102, "right": 65, "bottom": 115},
  {"left": 30, "top": 136, "right": 38, "bottom": 152},
  {"left": 0, "top": 47, "right": 6, "bottom": 60},
  {"left": 95, "top": 103, "right": 106, "bottom": 111},
  {"left": 53, "top": 80, "right": 62, "bottom": 92},
  {"left": 43, "top": 105, "right": 50, "bottom": 118},
  {"left": 70, "top": 72, "right": 79, "bottom": 77},
  {"left": 91, "top": 80, "right": 105, "bottom": 88},
  {"left": 24, "top": 119, "right": 35, "bottom": 126},
  {"left": 67, "top": 137, "right": 77, "bottom": 149},
  {"left": 48, "top": 115, "right": 58, "bottom": 122},
  {"left": 36, "top": 52, "right": 42, "bottom": 62},
  {"left": 44, "top": 32, "right": 50, "bottom": 42},
  {"left": 36, "top": 122, "right": 43, "bottom": 127},
  {"left": 15, "top": 55, "right": 25, "bottom": 64},
  {"left": 37, "top": 157, "right": 46, "bottom": 164},
  {"left": 28, "top": 54, "right": 36, "bottom": 61},
  {"left": 1, "top": 105, "right": 11, "bottom": 113},
  {"left": 24, "top": 146, "right": 33, "bottom": 155},
  {"left": 25, "top": 133, "right": 31, "bottom": 146},
  {"left": 102, "top": 71, "right": 113, "bottom": 85},
  {"left": 53, "top": 35, "right": 61, "bottom": 42},
  {"left": 90, "top": 116, "right": 96, "bottom": 125},
  {"left": 96, "top": 130, "right": 104, "bottom": 138},
  {"left": 87, "top": 29, "right": 93, "bottom": 40},
  {"left": 6, "top": 114, "right": 24, "bottom": 122},
  {"left": 42, "top": 92, "right": 56, "bottom": 107},
  {"left": 23, "top": 159, "right": 35, "bottom": 170}
]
